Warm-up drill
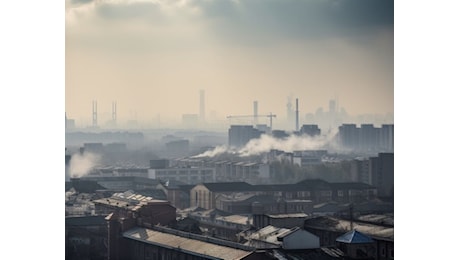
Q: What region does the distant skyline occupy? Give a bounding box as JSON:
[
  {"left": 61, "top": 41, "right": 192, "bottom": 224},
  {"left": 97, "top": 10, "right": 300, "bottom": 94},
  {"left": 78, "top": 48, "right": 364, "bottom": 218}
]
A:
[{"left": 66, "top": 0, "right": 393, "bottom": 127}]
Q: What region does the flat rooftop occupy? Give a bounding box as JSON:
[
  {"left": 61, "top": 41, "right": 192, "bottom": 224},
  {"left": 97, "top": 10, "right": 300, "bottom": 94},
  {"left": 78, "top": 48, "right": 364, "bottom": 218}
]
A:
[{"left": 123, "top": 227, "right": 253, "bottom": 259}]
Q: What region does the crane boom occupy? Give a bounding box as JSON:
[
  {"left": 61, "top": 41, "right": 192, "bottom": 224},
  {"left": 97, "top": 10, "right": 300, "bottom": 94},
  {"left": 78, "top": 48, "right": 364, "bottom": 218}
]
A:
[{"left": 226, "top": 113, "right": 276, "bottom": 129}]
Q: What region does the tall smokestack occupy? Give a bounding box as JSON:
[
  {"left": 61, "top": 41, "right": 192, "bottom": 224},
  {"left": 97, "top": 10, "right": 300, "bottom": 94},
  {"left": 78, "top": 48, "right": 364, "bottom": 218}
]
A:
[
  {"left": 253, "top": 101, "right": 258, "bottom": 125},
  {"left": 112, "top": 101, "right": 117, "bottom": 127},
  {"left": 92, "top": 100, "right": 98, "bottom": 128},
  {"left": 295, "top": 98, "right": 299, "bottom": 131},
  {"left": 200, "top": 90, "right": 205, "bottom": 122}
]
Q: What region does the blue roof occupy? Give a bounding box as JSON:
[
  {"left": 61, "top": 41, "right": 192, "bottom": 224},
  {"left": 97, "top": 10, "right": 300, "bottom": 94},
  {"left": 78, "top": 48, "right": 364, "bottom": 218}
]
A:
[{"left": 336, "top": 230, "right": 374, "bottom": 244}]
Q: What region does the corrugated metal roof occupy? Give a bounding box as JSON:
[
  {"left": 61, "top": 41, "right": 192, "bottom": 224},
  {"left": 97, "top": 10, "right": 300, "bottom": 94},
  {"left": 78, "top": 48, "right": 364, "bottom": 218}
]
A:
[{"left": 123, "top": 227, "right": 253, "bottom": 260}]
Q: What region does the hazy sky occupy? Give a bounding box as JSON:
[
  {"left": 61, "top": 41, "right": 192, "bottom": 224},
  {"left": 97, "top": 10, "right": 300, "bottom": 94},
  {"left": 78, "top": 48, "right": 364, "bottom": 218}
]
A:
[{"left": 65, "top": 0, "right": 393, "bottom": 126}]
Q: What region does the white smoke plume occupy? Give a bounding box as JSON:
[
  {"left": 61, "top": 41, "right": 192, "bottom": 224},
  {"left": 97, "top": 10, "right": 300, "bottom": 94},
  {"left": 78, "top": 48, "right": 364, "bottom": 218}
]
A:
[
  {"left": 238, "top": 132, "right": 337, "bottom": 156},
  {"left": 69, "top": 152, "right": 101, "bottom": 178},
  {"left": 191, "top": 145, "right": 232, "bottom": 158},
  {"left": 191, "top": 130, "right": 340, "bottom": 158}
]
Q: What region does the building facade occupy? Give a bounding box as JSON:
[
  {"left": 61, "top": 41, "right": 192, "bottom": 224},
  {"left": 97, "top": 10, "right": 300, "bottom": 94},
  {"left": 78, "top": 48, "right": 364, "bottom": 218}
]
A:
[{"left": 228, "top": 125, "right": 262, "bottom": 148}]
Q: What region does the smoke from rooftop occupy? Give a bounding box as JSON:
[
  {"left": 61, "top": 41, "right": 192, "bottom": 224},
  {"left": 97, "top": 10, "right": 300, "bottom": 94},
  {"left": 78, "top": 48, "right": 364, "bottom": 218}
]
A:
[
  {"left": 69, "top": 152, "right": 101, "bottom": 178},
  {"left": 192, "top": 130, "right": 339, "bottom": 158}
]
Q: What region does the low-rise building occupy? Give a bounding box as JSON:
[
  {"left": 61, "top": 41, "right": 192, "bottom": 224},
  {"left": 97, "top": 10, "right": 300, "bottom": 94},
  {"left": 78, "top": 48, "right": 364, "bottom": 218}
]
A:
[
  {"left": 148, "top": 166, "right": 216, "bottom": 184},
  {"left": 156, "top": 181, "right": 194, "bottom": 209},
  {"left": 190, "top": 179, "right": 378, "bottom": 211},
  {"left": 253, "top": 213, "right": 309, "bottom": 229},
  {"left": 93, "top": 192, "right": 176, "bottom": 226},
  {"left": 304, "top": 216, "right": 394, "bottom": 260},
  {"left": 336, "top": 229, "right": 376, "bottom": 259},
  {"left": 121, "top": 226, "right": 257, "bottom": 260},
  {"left": 65, "top": 216, "right": 108, "bottom": 260},
  {"left": 188, "top": 209, "right": 252, "bottom": 241},
  {"left": 240, "top": 225, "right": 320, "bottom": 250},
  {"left": 293, "top": 150, "right": 328, "bottom": 166},
  {"left": 190, "top": 182, "right": 255, "bottom": 209},
  {"left": 331, "top": 182, "right": 377, "bottom": 203}
]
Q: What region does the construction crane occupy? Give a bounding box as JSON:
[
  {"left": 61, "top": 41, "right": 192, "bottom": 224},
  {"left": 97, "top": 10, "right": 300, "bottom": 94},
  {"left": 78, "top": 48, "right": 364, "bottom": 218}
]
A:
[{"left": 226, "top": 113, "right": 277, "bottom": 129}]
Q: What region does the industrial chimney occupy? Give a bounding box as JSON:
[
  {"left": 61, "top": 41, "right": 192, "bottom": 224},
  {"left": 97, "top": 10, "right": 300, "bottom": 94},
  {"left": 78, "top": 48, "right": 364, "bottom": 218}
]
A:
[
  {"left": 253, "top": 101, "right": 258, "bottom": 125},
  {"left": 295, "top": 98, "right": 299, "bottom": 131}
]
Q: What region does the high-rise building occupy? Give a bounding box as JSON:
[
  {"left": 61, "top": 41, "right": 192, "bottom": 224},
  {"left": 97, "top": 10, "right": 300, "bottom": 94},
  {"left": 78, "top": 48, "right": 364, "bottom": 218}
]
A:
[
  {"left": 328, "top": 99, "right": 336, "bottom": 114},
  {"left": 65, "top": 113, "right": 76, "bottom": 129},
  {"left": 338, "top": 124, "right": 394, "bottom": 153},
  {"left": 338, "top": 124, "right": 359, "bottom": 150},
  {"left": 360, "top": 124, "right": 378, "bottom": 151},
  {"left": 380, "top": 124, "right": 394, "bottom": 152},
  {"left": 228, "top": 125, "right": 262, "bottom": 148},
  {"left": 350, "top": 158, "right": 371, "bottom": 184},
  {"left": 65, "top": 154, "right": 71, "bottom": 182},
  {"left": 300, "top": 124, "right": 321, "bottom": 137},
  {"left": 370, "top": 153, "right": 394, "bottom": 199}
]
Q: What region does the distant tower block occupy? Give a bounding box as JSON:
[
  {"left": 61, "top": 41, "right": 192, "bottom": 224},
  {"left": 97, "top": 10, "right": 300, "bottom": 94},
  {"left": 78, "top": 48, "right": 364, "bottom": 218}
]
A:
[
  {"left": 92, "top": 100, "right": 98, "bottom": 127},
  {"left": 253, "top": 101, "right": 258, "bottom": 125},
  {"left": 287, "top": 96, "right": 294, "bottom": 128},
  {"left": 112, "top": 101, "right": 117, "bottom": 126},
  {"left": 329, "top": 99, "right": 336, "bottom": 114},
  {"left": 199, "top": 90, "right": 205, "bottom": 121}
]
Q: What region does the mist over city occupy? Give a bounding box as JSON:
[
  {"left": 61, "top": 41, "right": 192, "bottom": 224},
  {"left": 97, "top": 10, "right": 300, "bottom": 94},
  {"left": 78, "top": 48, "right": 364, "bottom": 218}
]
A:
[{"left": 65, "top": 1, "right": 394, "bottom": 259}]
